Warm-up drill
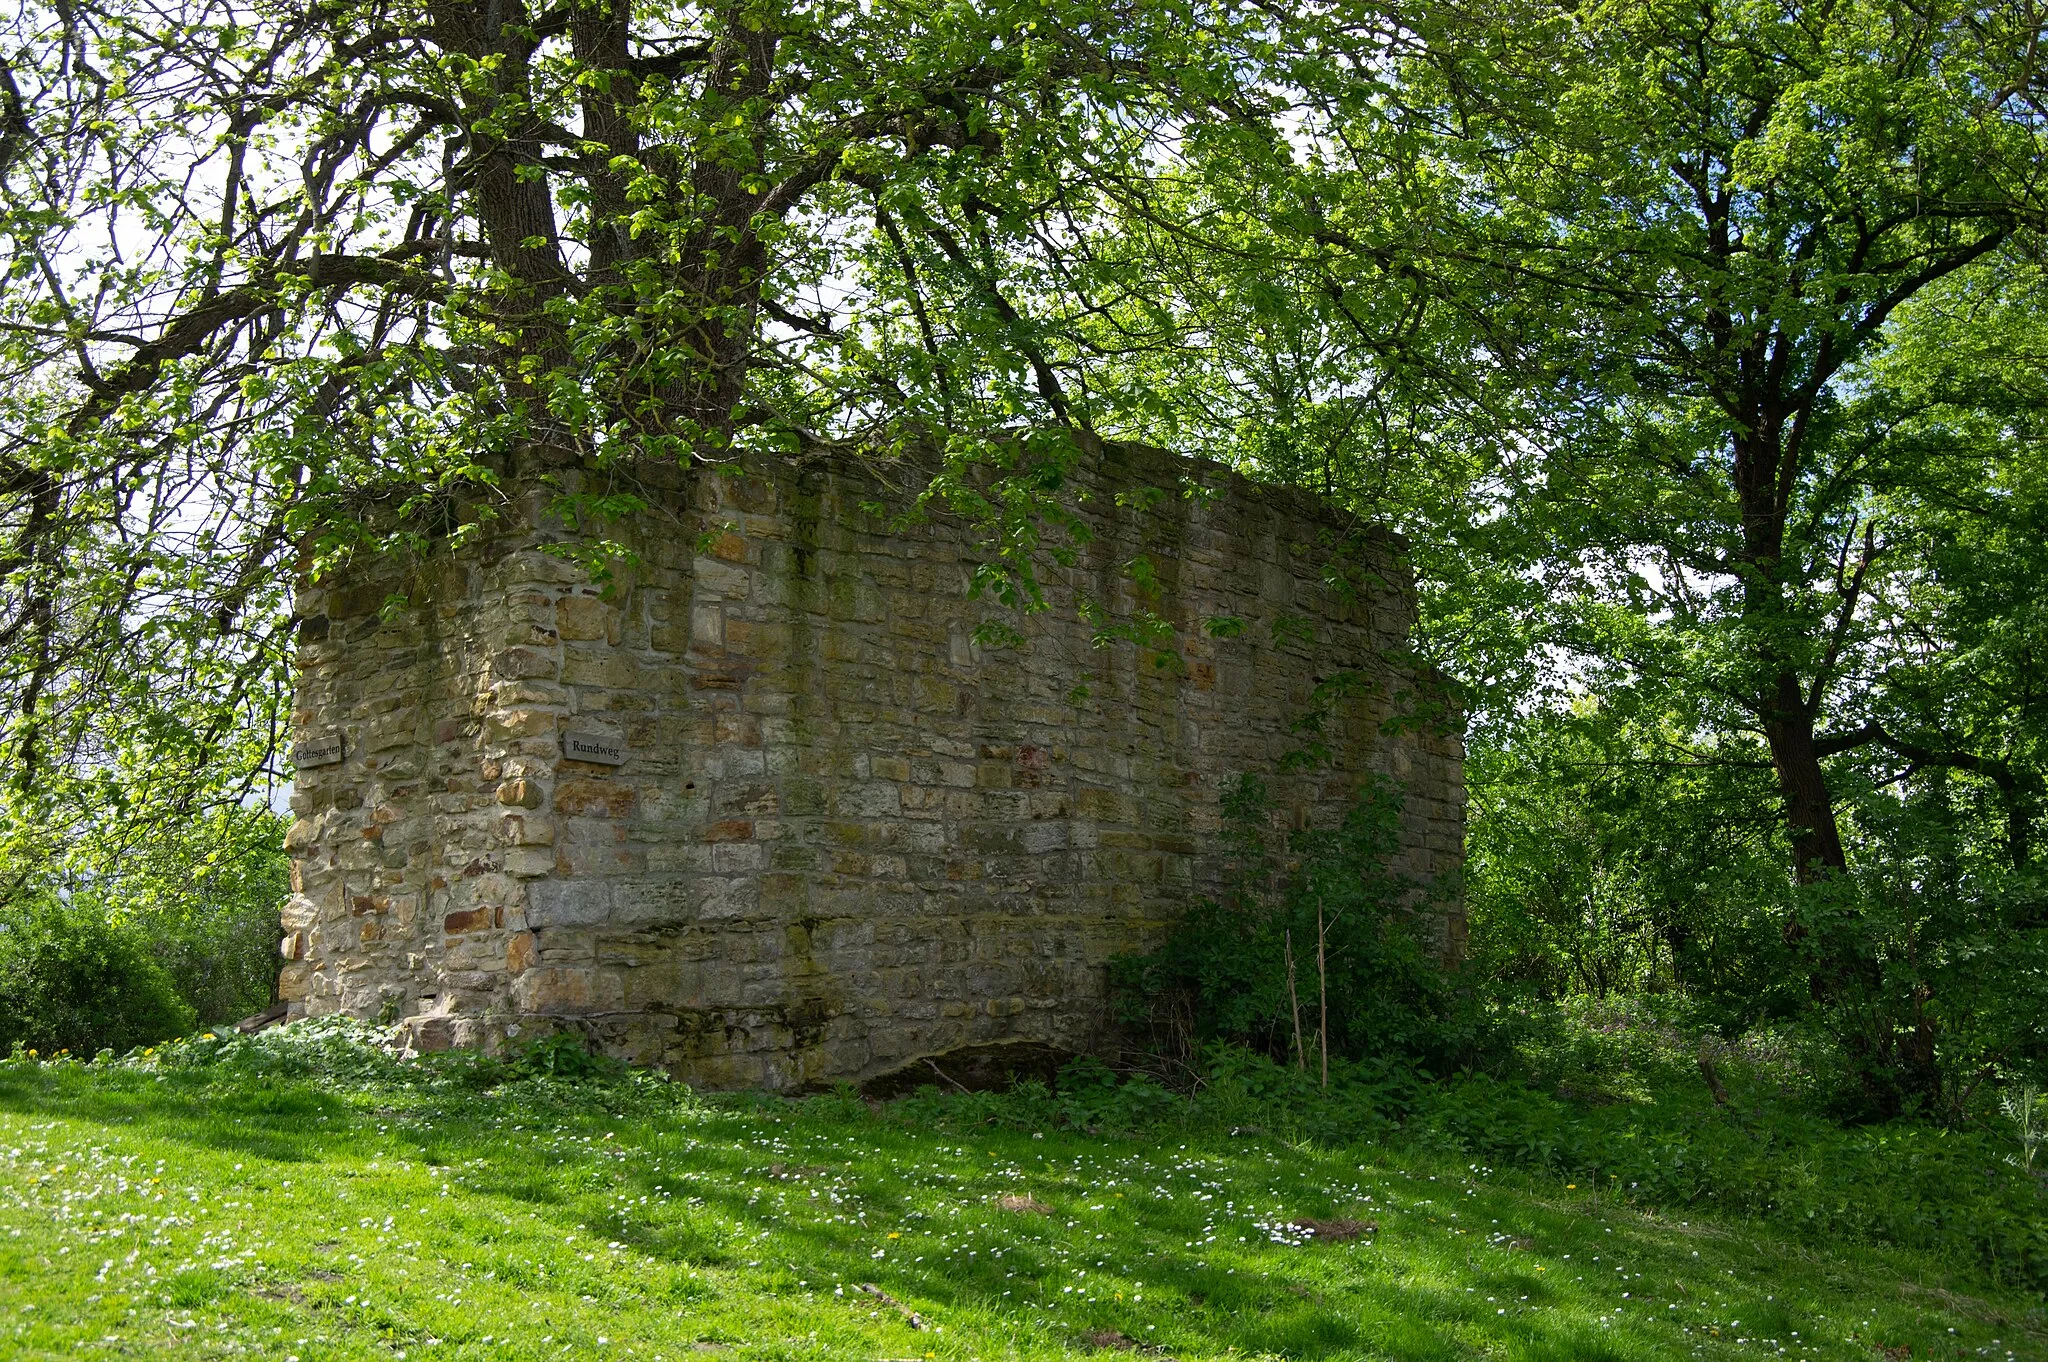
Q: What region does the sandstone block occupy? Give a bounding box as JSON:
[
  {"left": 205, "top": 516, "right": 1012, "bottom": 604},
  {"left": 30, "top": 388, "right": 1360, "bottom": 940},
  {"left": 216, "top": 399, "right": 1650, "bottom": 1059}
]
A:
[
  {"left": 487, "top": 708, "right": 558, "bottom": 742},
  {"left": 495, "top": 646, "right": 560, "bottom": 680},
  {"left": 444, "top": 906, "right": 499, "bottom": 934},
  {"left": 553, "top": 778, "right": 635, "bottom": 818},
  {"left": 499, "top": 813, "right": 555, "bottom": 846},
  {"left": 503, "top": 846, "right": 556, "bottom": 878},
  {"left": 497, "top": 778, "right": 545, "bottom": 809},
  {"left": 556, "top": 594, "right": 613, "bottom": 641},
  {"left": 527, "top": 878, "right": 612, "bottom": 928}
]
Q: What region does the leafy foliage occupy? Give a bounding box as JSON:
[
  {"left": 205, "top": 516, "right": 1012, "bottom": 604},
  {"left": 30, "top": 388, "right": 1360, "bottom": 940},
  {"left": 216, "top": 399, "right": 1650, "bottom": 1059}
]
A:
[
  {"left": 1468, "top": 703, "right": 2048, "bottom": 1120},
  {"left": 0, "top": 805, "right": 287, "bottom": 1032},
  {"left": 1467, "top": 709, "right": 1800, "bottom": 1013},
  {"left": 77, "top": 808, "right": 288, "bottom": 1026},
  {"left": 1112, "top": 774, "right": 1474, "bottom": 1074},
  {"left": 0, "top": 0, "right": 1301, "bottom": 848},
  {"left": 0, "top": 898, "right": 196, "bottom": 1056}
]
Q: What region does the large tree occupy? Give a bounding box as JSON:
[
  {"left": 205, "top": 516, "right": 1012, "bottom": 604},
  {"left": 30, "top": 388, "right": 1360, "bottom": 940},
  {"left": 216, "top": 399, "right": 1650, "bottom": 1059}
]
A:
[
  {"left": 1389, "top": 0, "right": 2046, "bottom": 882},
  {"left": 0, "top": 0, "right": 1273, "bottom": 859},
  {"left": 1135, "top": 0, "right": 2048, "bottom": 886}
]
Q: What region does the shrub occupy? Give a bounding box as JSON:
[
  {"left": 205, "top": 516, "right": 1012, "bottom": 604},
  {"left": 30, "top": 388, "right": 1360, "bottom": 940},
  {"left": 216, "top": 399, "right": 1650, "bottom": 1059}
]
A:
[
  {"left": 1112, "top": 774, "right": 1476, "bottom": 1073},
  {"left": 887, "top": 1056, "right": 1180, "bottom": 1135},
  {"left": 504, "top": 1030, "right": 630, "bottom": 1081},
  {"left": 150, "top": 890, "right": 285, "bottom": 1026},
  {"left": 90, "top": 809, "right": 289, "bottom": 1025},
  {"left": 0, "top": 899, "right": 196, "bottom": 1056},
  {"left": 0, "top": 807, "right": 287, "bottom": 1029},
  {"left": 1785, "top": 859, "right": 2048, "bottom": 1125}
]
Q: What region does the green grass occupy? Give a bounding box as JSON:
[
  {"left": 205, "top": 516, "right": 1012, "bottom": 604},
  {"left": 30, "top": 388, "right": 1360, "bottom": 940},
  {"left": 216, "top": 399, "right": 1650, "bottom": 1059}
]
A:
[{"left": 0, "top": 1040, "right": 2040, "bottom": 1362}]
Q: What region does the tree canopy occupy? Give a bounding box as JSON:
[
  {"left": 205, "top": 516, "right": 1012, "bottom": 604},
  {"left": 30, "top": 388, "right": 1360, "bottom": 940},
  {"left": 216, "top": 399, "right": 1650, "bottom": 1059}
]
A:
[
  {"left": 3, "top": 0, "right": 2046, "bottom": 1104},
  {"left": 0, "top": 0, "right": 1279, "bottom": 853}
]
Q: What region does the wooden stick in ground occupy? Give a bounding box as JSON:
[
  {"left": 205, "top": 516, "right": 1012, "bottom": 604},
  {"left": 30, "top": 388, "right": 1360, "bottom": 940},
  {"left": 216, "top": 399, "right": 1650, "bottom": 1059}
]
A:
[
  {"left": 1317, "top": 904, "right": 1329, "bottom": 1091},
  {"left": 1286, "top": 927, "right": 1305, "bottom": 1072},
  {"left": 926, "top": 1058, "right": 971, "bottom": 1094},
  {"left": 1697, "top": 1052, "right": 1731, "bottom": 1106}
]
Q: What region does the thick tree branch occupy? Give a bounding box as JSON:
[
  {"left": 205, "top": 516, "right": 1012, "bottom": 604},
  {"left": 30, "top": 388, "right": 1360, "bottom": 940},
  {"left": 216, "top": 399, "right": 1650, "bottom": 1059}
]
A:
[{"left": 63, "top": 253, "right": 446, "bottom": 439}]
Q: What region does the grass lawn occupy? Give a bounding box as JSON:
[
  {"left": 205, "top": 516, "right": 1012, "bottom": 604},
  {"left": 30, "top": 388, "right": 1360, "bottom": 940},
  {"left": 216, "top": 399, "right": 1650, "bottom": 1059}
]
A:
[{"left": 0, "top": 1040, "right": 2038, "bottom": 1362}]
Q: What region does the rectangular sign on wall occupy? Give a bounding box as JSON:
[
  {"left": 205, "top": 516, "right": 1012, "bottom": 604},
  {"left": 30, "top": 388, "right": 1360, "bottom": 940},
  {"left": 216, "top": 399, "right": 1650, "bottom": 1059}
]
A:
[
  {"left": 563, "top": 730, "right": 628, "bottom": 766},
  {"left": 293, "top": 730, "right": 345, "bottom": 768}
]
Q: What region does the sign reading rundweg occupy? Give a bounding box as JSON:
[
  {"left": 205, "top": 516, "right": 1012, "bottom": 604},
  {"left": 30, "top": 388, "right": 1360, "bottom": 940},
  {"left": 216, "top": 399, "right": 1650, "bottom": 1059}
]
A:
[{"left": 563, "top": 730, "right": 628, "bottom": 766}]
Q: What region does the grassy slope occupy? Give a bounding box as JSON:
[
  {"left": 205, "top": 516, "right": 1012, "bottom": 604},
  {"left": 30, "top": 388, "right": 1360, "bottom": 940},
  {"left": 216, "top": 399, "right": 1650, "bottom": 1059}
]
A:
[{"left": 0, "top": 1055, "right": 2038, "bottom": 1362}]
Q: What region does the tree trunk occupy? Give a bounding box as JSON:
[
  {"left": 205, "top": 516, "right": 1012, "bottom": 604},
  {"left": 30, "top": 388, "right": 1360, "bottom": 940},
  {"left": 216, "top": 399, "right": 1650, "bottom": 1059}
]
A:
[
  {"left": 1761, "top": 671, "right": 1848, "bottom": 884},
  {"left": 1759, "top": 671, "right": 1886, "bottom": 1013},
  {"left": 1732, "top": 413, "right": 1850, "bottom": 888}
]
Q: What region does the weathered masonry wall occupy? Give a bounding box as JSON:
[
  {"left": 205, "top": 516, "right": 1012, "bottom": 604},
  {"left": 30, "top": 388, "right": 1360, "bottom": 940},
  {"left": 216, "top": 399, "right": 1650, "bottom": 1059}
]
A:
[{"left": 281, "top": 444, "right": 1464, "bottom": 1089}]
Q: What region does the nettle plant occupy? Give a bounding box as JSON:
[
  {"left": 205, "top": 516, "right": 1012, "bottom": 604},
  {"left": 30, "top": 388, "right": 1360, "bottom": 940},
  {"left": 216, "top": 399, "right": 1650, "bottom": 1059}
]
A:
[{"left": 2002, "top": 1082, "right": 2047, "bottom": 1176}]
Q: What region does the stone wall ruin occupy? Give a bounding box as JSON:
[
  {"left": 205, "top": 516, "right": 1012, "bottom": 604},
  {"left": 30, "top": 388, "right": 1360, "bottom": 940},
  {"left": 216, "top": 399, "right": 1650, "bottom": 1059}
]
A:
[{"left": 280, "top": 444, "right": 1464, "bottom": 1088}]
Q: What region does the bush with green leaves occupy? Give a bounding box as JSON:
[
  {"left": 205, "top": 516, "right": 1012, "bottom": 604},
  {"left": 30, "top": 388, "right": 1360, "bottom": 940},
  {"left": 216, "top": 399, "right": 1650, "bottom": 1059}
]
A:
[
  {"left": 1111, "top": 774, "right": 1474, "bottom": 1075},
  {"left": 1783, "top": 862, "right": 2048, "bottom": 1125},
  {"left": 0, "top": 806, "right": 288, "bottom": 1029},
  {"left": 1468, "top": 704, "right": 2048, "bottom": 1120},
  {"left": 0, "top": 898, "right": 195, "bottom": 1056},
  {"left": 1465, "top": 708, "right": 1804, "bottom": 1021},
  {"left": 890, "top": 1055, "right": 1183, "bottom": 1135},
  {"left": 84, "top": 808, "right": 289, "bottom": 1026}
]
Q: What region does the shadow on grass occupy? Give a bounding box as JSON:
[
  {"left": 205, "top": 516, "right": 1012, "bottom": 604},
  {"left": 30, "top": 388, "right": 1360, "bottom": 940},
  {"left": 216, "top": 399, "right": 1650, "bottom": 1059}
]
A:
[
  {"left": 426, "top": 1104, "right": 1699, "bottom": 1361},
  {"left": 0, "top": 1066, "right": 359, "bottom": 1165},
  {"left": 0, "top": 1063, "right": 1981, "bottom": 1362}
]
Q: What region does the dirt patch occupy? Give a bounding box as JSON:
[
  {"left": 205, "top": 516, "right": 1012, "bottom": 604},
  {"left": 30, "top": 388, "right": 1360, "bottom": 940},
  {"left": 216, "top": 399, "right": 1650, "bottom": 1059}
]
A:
[
  {"left": 767, "top": 1163, "right": 832, "bottom": 1181},
  {"left": 1081, "top": 1328, "right": 1178, "bottom": 1358},
  {"left": 1290, "top": 1217, "right": 1375, "bottom": 1242},
  {"left": 1895, "top": 1280, "right": 2024, "bottom": 1329}
]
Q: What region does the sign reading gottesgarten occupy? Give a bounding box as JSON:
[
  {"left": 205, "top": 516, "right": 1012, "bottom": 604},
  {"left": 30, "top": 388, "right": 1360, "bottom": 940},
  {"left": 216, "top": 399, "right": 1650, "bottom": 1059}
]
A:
[{"left": 293, "top": 730, "right": 345, "bottom": 768}]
